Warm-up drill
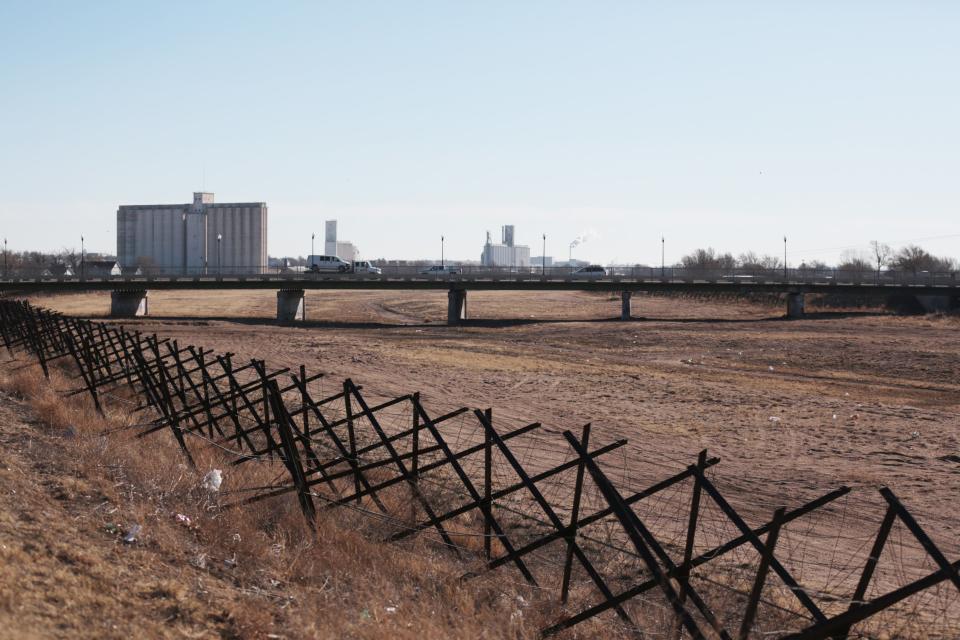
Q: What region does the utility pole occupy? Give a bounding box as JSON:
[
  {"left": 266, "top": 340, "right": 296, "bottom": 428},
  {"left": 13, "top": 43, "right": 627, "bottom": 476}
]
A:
[
  {"left": 3, "top": 238, "right": 7, "bottom": 280},
  {"left": 80, "top": 235, "right": 85, "bottom": 280},
  {"left": 441, "top": 235, "right": 445, "bottom": 267},
  {"left": 217, "top": 233, "right": 222, "bottom": 277},
  {"left": 311, "top": 233, "right": 315, "bottom": 266}
]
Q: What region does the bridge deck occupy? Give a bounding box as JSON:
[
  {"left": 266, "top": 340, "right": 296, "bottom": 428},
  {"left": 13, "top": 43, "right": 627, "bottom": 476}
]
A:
[{"left": 1, "top": 273, "right": 958, "bottom": 295}]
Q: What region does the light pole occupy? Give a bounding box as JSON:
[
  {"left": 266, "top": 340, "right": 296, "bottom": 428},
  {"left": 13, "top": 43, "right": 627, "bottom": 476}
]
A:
[
  {"left": 783, "top": 235, "right": 787, "bottom": 279},
  {"left": 217, "top": 233, "right": 222, "bottom": 277},
  {"left": 542, "top": 233, "right": 546, "bottom": 275},
  {"left": 182, "top": 213, "right": 188, "bottom": 275},
  {"left": 441, "top": 235, "right": 445, "bottom": 267},
  {"left": 80, "top": 235, "right": 85, "bottom": 280},
  {"left": 3, "top": 238, "right": 7, "bottom": 279},
  {"left": 661, "top": 235, "right": 665, "bottom": 278},
  {"left": 311, "top": 233, "right": 315, "bottom": 267}
]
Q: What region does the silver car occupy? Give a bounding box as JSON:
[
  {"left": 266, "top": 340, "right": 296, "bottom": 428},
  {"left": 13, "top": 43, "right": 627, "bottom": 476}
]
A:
[{"left": 571, "top": 265, "right": 607, "bottom": 279}]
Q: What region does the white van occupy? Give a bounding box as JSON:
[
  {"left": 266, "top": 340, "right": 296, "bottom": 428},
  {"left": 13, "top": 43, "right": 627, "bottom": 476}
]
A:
[
  {"left": 352, "top": 260, "right": 382, "bottom": 274},
  {"left": 419, "top": 265, "right": 462, "bottom": 276},
  {"left": 307, "top": 255, "right": 351, "bottom": 273}
]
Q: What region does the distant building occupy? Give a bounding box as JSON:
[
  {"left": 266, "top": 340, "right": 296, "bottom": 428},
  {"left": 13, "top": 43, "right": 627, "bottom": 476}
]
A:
[
  {"left": 531, "top": 256, "right": 553, "bottom": 268},
  {"left": 323, "top": 219, "right": 358, "bottom": 261},
  {"left": 82, "top": 260, "right": 121, "bottom": 278},
  {"left": 43, "top": 264, "right": 74, "bottom": 278},
  {"left": 117, "top": 192, "right": 268, "bottom": 274},
  {"left": 480, "top": 225, "right": 530, "bottom": 267},
  {"left": 555, "top": 259, "right": 589, "bottom": 268}
]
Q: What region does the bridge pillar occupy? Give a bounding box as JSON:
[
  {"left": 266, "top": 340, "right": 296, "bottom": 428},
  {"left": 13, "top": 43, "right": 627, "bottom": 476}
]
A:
[
  {"left": 277, "top": 289, "right": 305, "bottom": 323},
  {"left": 621, "top": 290, "right": 632, "bottom": 320},
  {"left": 447, "top": 289, "right": 467, "bottom": 325},
  {"left": 915, "top": 295, "right": 956, "bottom": 313},
  {"left": 786, "top": 292, "right": 805, "bottom": 318},
  {"left": 110, "top": 290, "right": 148, "bottom": 317}
]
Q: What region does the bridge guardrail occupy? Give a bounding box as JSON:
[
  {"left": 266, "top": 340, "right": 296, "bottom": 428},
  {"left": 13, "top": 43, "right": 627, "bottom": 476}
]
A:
[{"left": 1, "top": 264, "right": 958, "bottom": 287}]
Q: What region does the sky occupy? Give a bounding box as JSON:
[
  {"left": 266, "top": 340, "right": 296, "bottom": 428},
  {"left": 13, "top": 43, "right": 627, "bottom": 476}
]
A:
[{"left": 1, "top": 1, "right": 958, "bottom": 266}]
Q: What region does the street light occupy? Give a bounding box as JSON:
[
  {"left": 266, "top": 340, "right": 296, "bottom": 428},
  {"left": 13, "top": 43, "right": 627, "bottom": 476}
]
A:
[
  {"left": 783, "top": 235, "right": 788, "bottom": 279},
  {"left": 539, "top": 234, "right": 547, "bottom": 274},
  {"left": 311, "top": 233, "right": 315, "bottom": 266},
  {"left": 441, "top": 235, "right": 445, "bottom": 268},
  {"left": 80, "top": 235, "right": 85, "bottom": 280},
  {"left": 3, "top": 238, "right": 7, "bottom": 280},
  {"left": 217, "top": 233, "right": 222, "bottom": 277},
  {"left": 182, "top": 213, "right": 188, "bottom": 276},
  {"left": 661, "top": 235, "right": 665, "bottom": 278}
]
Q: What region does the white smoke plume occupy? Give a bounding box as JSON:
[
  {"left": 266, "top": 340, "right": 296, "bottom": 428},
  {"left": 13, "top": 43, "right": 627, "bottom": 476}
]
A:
[{"left": 569, "top": 228, "right": 600, "bottom": 249}]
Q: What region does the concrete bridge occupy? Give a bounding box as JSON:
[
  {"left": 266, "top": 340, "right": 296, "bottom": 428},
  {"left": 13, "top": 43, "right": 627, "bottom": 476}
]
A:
[{"left": 2, "top": 266, "right": 957, "bottom": 324}]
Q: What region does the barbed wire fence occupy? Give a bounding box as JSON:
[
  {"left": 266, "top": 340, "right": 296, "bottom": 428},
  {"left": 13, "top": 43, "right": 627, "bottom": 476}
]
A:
[{"left": 0, "top": 298, "right": 957, "bottom": 639}]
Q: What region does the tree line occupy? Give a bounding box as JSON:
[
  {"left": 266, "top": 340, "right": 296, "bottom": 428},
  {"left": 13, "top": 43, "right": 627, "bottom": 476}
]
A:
[
  {"left": 678, "top": 243, "right": 957, "bottom": 273},
  {"left": 0, "top": 248, "right": 114, "bottom": 270}
]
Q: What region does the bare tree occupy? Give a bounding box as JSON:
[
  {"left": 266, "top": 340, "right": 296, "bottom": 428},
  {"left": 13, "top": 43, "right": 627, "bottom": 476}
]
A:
[
  {"left": 56, "top": 247, "right": 79, "bottom": 267},
  {"left": 680, "top": 248, "right": 735, "bottom": 270},
  {"left": 739, "top": 252, "right": 782, "bottom": 270},
  {"left": 838, "top": 250, "right": 872, "bottom": 272},
  {"left": 870, "top": 240, "right": 892, "bottom": 274},
  {"left": 893, "top": 245, "right": 938, "bottom": 274}
]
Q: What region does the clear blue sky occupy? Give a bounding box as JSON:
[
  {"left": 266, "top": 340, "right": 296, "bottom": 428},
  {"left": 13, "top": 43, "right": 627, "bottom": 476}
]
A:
[{"left": 1, "top": 1, "right": 958, "bottom": 265}]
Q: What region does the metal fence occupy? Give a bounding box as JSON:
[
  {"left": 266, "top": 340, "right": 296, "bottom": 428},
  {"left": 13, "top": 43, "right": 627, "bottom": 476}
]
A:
[{"left": 1, "top": 299, "right": 957, "bottom": 638}]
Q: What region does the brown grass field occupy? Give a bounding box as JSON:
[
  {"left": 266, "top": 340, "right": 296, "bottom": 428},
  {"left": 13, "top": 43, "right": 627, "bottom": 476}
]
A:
[{"left": 4, "top": 289, "right": 960, "bottom": 638}]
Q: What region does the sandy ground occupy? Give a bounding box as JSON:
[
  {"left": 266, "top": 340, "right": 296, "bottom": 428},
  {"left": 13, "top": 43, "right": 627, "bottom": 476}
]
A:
[{"left": 25, "top": 288, "right": 960, "bottom": 631}]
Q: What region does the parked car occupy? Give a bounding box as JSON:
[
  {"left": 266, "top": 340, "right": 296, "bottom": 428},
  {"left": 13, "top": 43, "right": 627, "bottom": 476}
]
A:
[
  {"left": 307, "top": 255, "right": 351, "bottom": 273},
  {"left": 419, "top": 265, "right": 462, "bottom": 276},
  {"left": 571, "top": 265, "right": 607, "bottom": 279},
  {"left": 352, "top": 260, "right": 382, "bottom": 274}
]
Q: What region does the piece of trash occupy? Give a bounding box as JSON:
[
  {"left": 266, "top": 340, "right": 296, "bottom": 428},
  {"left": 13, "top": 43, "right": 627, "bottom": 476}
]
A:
[
  {"left": 832, "top": 414, "right": 838, "bottom": 420},
  {"left": 385, "top": 606, "right": 397, "bottom": 614},
  {"left": 768, "top": 416, "right": 781, "bottom": 423},
  {"left": 192, "top": 553, "right": 207, "bottom": 569},
  {"left": 224, "top": 554, "right": 237, "bottom": 568},
  {"left": 105, "top": 523, "right": 120, "bottom": 535},
  {"left": 201, "top": 469, "right": 223, "bottom": 492},
  {"left": 911, "top": 431, "right": 920, "bottom": 439},
  {"left": 123, "top": 524, "right": 141, "bottom": 544},
  {"left": 175, "top": 513, "right": 191, "bottom": 526},
  {"left": 768, "top": 366, "right": 775, "bottom": 371},
  {"left": 359, "top": 608, "right": 371, "bottom": 620}
]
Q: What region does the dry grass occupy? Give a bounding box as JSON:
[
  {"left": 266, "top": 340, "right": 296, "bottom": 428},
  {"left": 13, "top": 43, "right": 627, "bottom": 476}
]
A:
[{"left": 0, "top": 357, "right": 635, "bottom": 639}]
